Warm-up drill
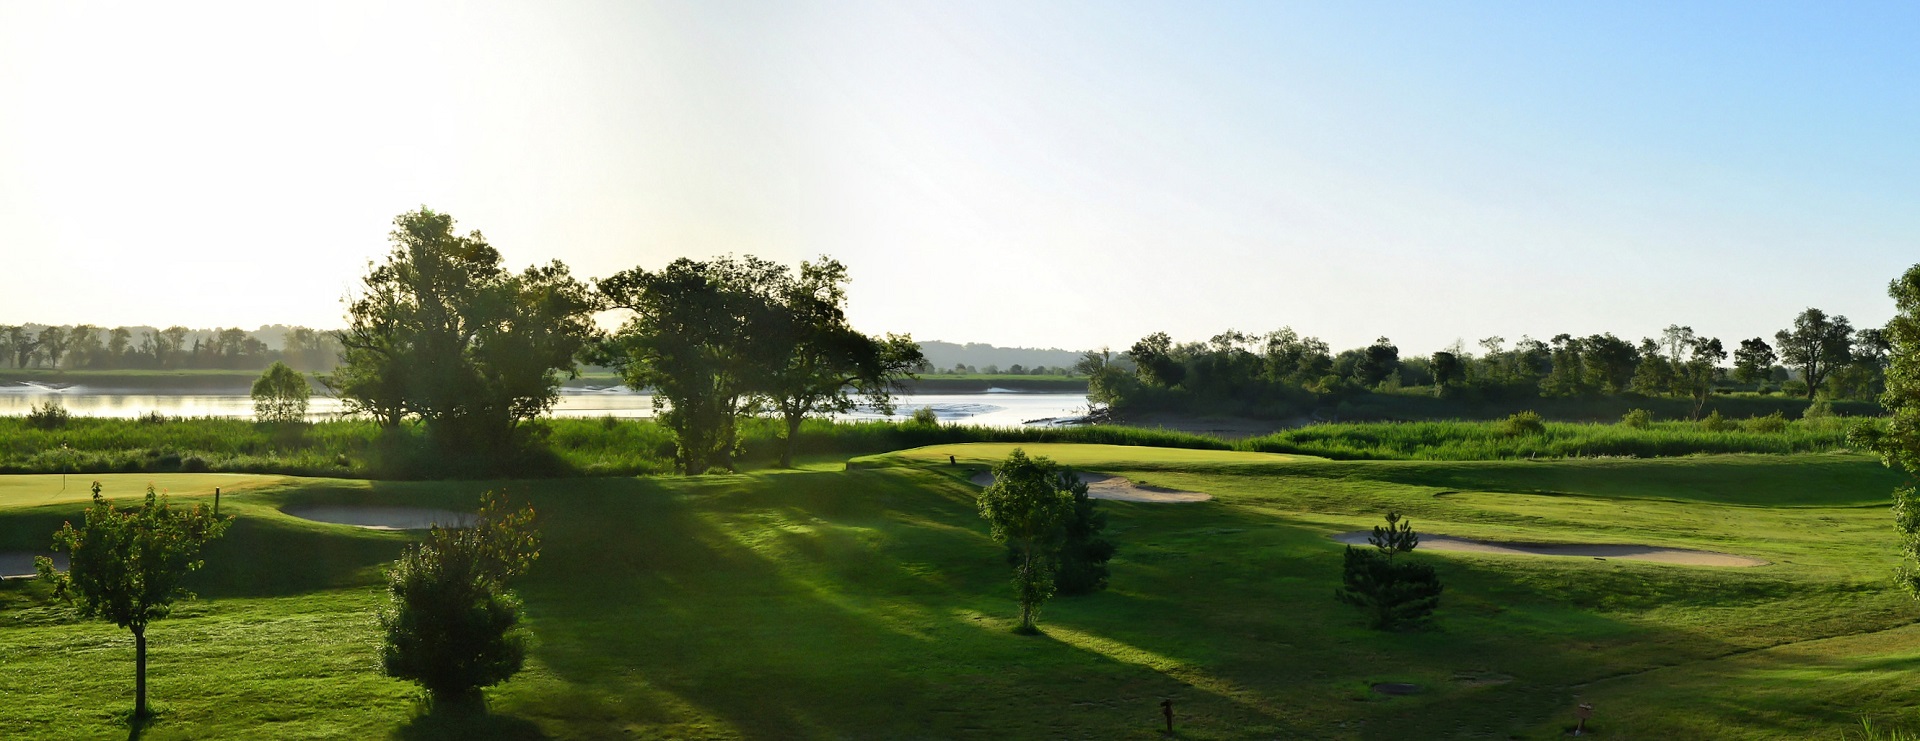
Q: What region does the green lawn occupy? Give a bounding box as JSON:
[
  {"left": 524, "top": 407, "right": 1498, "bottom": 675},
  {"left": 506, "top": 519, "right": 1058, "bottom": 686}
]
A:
[{"left": 1, "top": 444, "right": 1917, "bottom": 738}]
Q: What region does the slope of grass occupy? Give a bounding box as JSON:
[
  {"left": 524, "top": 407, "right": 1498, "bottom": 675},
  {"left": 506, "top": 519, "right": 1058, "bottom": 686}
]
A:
[
  {"left": 1, "top": 444, "right": 1917, "bottom": 738},
  {"left": 1240, "top": 418, "right": 1861, "bottom": 460}
]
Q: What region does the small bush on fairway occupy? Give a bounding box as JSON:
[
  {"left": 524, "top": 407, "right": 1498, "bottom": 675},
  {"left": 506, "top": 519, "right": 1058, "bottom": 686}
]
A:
[
  {"left": 1743, "top": 411, "right": 1788, "bottom": 434},
  {"left": 1335, "top": 511, "right": 1442, "bottom": 630},
  {"left": 379, "top": 491, "right": 540, "bottom": 706}
]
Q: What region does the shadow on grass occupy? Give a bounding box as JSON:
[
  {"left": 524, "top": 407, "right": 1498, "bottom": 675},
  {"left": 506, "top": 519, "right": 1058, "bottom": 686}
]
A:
[{"left": 391, "top": 704, "right": 549, "bottom": 741}]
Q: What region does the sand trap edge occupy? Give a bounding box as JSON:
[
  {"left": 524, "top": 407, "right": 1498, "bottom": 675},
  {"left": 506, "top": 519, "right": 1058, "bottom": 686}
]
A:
[
  {"left": 967, "top": 471, "right": 1211, "bottom": 503},
  {"left": 1330, "top": 531, "right": 1767, "bottom": 567},
  {"left": 282, "top": 505, "right": 476, "bottom": 531}
]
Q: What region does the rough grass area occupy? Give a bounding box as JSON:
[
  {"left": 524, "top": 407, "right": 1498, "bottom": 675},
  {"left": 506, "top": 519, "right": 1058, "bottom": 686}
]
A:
[
  {"left": 1237, "top": 418, "right": 1861, "bottom": 460},
  {"left": 2, "top": 445, "right": 1918, "bottom": 738}
]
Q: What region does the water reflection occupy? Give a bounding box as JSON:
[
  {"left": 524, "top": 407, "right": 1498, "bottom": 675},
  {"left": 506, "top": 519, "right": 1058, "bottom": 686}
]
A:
[{"left": 0, "top": 383, "right": 1090, "bottom": 428}]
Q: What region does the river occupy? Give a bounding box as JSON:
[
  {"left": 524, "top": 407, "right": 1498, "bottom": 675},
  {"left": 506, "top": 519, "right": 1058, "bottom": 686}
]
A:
[{"left": 0, "top": 382, "right": 1093, "bottom": 427}]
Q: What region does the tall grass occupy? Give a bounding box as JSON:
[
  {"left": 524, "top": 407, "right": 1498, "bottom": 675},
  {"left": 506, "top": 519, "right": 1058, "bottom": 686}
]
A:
[{"left": 1238, "top": 418, "right": 1862, "bottom": 460}]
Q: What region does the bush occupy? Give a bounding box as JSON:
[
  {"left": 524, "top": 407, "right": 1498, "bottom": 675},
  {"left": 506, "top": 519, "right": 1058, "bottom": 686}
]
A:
[
  {"left": 1621, "top": 408, "right": 1653, "bottom": 429},
  {"left": 1499, "top": 410, "right": 1546, "bottom": 437},
  {"left": 1783, "top": 380, "right": 1810, "bottom": 397},
  {"left": 1700, "top": 410, "right": 1736, "bottom": 432},
  {"left": 1743, "top": 412, "right": 1788, "bottom": 434},
  {"left": 379, "top": 492, "right": 540, "bottom": 705},
  {"left": 26, "top": 400, "right": 70, "bottom": 430},
  {"left": 1335, "top": 512, "right": 1442, "bottom": 630},
  {"left": 910, "top": 406, "right": 940, "bottom": 427}
]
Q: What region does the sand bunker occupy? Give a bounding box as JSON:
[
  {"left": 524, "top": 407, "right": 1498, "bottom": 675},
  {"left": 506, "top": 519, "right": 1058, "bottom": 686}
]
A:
[
  {"left": 0, "top": 552, "right": 65, "bottom": 579},
  {"left": 968, "top": 471, "right": 1211, "bottom": 503},
  {"left": 283, "top": 506, "right": 475, "bottom": 531},
  {"left": 1330, "top": 532, "right": 1766, "bottom": 567}
]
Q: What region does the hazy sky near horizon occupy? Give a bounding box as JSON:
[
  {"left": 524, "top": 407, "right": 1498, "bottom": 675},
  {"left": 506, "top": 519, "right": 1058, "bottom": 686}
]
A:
[{"left": 2, "top": 1, "right": 1916, "bottom": 353}]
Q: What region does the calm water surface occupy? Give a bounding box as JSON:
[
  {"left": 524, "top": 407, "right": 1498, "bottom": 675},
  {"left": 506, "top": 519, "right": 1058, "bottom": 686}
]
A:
[{"left": 0, "top": 383, "right": 1091, "bottom": 427}]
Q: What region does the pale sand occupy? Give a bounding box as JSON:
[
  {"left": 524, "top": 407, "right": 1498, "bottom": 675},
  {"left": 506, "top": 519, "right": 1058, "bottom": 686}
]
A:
[
  {"left": 968, "top": 471, "right": 1211, "bottom": 503},
  {"left": 282, "top": 505, "right": 475, "bottom": 531},
  {"left": 1330, "top": 531, "right": 1767, "bottom": 567},
  {"left": 0, "top": 552, "right": 65, "bottom": 579}
]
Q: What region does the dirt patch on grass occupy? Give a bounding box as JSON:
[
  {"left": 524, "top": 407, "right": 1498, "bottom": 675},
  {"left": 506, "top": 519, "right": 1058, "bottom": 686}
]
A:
[
  {"left": 1330, "top": 531, "right": 1767, "bottom": 567},
  {"left": 968, "top": 471, "right": 1211, "bottom": 503},
  {"left": 0, "top": 552, "right": 64, "bottom": 579},
  {"left": 282, "top": 505, "right": 474, "bottom": 531}
]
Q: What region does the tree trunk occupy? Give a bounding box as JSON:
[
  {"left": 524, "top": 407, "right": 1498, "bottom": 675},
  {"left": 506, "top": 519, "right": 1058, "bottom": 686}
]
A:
[
  {"left": 133, "top": 625, "right": 148, "bottom": 718},
  {"left": 781, "top": 414, "right": 801, "bottom": 469}
]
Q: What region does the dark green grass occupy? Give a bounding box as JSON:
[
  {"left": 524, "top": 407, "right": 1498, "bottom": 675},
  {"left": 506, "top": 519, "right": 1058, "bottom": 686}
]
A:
[{"left": 2, "top": 447, "right": 1919, "bottom": 738}]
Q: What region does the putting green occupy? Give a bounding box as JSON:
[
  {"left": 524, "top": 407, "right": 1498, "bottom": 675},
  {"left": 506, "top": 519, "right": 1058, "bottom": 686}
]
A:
[
  {"left": 872, "top": 442, "right": 1315, "bottom": 469},
  {"left": 0, "top": 473, "right": 284, "bottom": 510}
]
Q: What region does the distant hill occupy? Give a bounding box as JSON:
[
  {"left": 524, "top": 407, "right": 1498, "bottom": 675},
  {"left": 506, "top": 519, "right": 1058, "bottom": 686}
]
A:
[{"left": 915, "top": 341, "right": 1088, "bottom": 373}]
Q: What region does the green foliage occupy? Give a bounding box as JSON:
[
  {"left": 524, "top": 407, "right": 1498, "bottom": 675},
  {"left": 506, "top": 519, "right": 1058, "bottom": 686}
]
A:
[
  {"left": 909, "top": 406, "right": 940, "bottom": 426},
  {"left": 1334, "top": 511, "right": 1442, "bottom": 630},
  {"left": 36, "top": 481, "right": 233, "bottom": 717},
  {"left": 1743, "top": 411, "right": 1788, "bottom": 434},
  {"left": 1499, "top": 410, "right": 1546, "bottom": 437},
  {"left": 1621, "top": 408, "right": 1653, "bottom": 429},
  {"left": 1858, "top": 264, "right": 1920, "bottom": 603},
  {"left": 378, "top": 492, "right": 540, "bottom": 704},
  {"left": 1699, "top": 410, "right": 1734, "bottom": 432},
  {"left": 1776, "top": 307, "right": 1855, "bottom": 399},
  {"left": 324, "top": 208, "right": 600, "bottom": 452},
  {"left": 250, "top": 361, "right": 310, "bottom": 424},
  {"left": 1243, "top": 418, "right": 1855, "bottom": 460},
  {"left": 976, "top": 449, "right": 1077, "bottom": 632},
  {"left": 25, "top": 399, "right": 68, "bottom": 430}
]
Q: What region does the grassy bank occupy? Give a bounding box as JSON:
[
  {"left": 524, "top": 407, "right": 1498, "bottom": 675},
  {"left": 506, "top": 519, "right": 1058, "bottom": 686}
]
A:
[
  {"left": 0, "top": 412, "right": 1878, "bottom": 479},
  {"left": 0, "top": 416, "right": 1229, "bottom": 479},
  {"left": 1239, "top": 418, "right": 1864, "bottom": 460},
  {"left": 2, "top": 447, "right": 1916, "bottom": 738}
]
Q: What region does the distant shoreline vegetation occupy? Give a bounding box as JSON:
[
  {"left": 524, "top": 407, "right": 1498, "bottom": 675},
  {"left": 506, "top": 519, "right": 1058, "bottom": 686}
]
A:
[{"left": 0, "top": 413, "right": 1869, "bottom": 480}]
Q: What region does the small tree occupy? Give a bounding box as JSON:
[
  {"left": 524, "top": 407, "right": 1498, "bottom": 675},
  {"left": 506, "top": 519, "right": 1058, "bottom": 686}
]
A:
[
  {"left": 1733, "top": 337, "right": 1777, "bottom": 387},
  {"left": 1051, "top": 471, "right": 1116, "bottom": 596},
  {"left": 36, "top": 483, "right": 233, "bottom": 719},
  {"left": 977, "top": 449, "right": 1075, "bottom": 633},
  {"left": 251, "top": 361, "right": 310, "bottom": 423},
  {"left": 1776, "top": 308, "right": 1854, "bottom": 399},
  {"left": 379, "top": 491, "right": 540, "bottom": 707},
  {"left": 1335, "top": 511, "right": 1442, "bottom": 630}
]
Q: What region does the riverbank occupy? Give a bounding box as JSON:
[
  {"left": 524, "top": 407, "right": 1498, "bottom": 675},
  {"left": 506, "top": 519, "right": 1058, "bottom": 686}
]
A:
[{"left": 0, "top": 369, "right": 1090, "bottom": 394}]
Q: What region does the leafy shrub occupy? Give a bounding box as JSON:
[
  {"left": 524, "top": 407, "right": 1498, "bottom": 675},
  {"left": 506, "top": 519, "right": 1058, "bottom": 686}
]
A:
[
  {"left": 1700, "top": 410, "right": 1735, "bottom": 432},
  {"left": 910, "top": 406, "right": 940, "bottom": 427},
  {"left": 1743, "top": 412, "right": 1788, "bottom": 434},
  {"left": 1620, "top": 408, "right": 1653, "bottom": 429},
  {"left": 26, "top": 400, "right": 70, "bottom": 430},
  {"left": 1783, "top": 380, "right": 1810, "bottom": 397},
  {"left": 1499, "top": 410, "right": 1546, "bottom": 437}
]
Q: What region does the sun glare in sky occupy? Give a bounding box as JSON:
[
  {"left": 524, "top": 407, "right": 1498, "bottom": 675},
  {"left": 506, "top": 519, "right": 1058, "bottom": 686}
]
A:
[{"left": 2, "top": 1, "right": 1916, "bottom": 351}]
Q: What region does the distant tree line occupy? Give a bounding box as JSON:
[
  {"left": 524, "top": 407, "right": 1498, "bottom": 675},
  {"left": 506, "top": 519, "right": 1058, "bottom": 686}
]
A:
[
  {"left": 0, "top": 323, "right": 340, "bottom": 372},
  {"left": 1083, "top": 309, "right": 1889, "bottom": 420},
  {"left": 931, "top": 364, "right": 1076, "bottom": 376}
]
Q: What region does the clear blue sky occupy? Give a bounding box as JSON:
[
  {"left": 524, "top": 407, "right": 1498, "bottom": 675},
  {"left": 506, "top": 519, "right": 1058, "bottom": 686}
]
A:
[{"left": 1, "top": 1, "right": 1914, "bottom": 353}]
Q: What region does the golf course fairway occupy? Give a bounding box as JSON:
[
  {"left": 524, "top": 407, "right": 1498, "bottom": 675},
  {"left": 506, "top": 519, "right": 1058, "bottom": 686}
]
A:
[{"left": 1, "top": 443, "right": 1916, "bottom": 739}]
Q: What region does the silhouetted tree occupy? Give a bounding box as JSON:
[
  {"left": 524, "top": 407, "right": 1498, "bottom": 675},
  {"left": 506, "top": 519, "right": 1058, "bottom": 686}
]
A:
[
  {"left": 1733, "top": 337, "right": 1777, "bottom": 387},
  {"left": 251, "top": 361, "right": 310, "bottom": 423}
]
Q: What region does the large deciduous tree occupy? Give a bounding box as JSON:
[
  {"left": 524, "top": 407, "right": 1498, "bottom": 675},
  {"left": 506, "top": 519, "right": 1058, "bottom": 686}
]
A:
[
  {"left": 1733, "top": 337, "right": 1777, "bottom": 387},
  {"left": 1856, "top": 265, "right": 1920, "bottom": 598},
  {"left": 324, "top": 208, "right": 600, "bottom": 449},
  {"left": 1776, "top": 308, "right": 1854, "bottom": 399},
  {"left": 598, "top": 256, "right": 787, "bottom": 474},
  {"left": 37, "top": 483, "right": 232, "bottom": 719},
  {"left": 760, "top": 258, "right": 925, "bottom": 468}
]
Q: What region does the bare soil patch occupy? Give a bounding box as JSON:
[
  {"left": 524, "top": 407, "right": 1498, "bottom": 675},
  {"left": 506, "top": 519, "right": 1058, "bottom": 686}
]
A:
[
  {"left": 968, "top": 471, "right": 1211, "bottom": 503},
  {"left": 282, "top": 505, "right": 474, "bottom": 531},
  {"left": 1330, "top": 531, "right": 1766, "bottom": 567}
]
